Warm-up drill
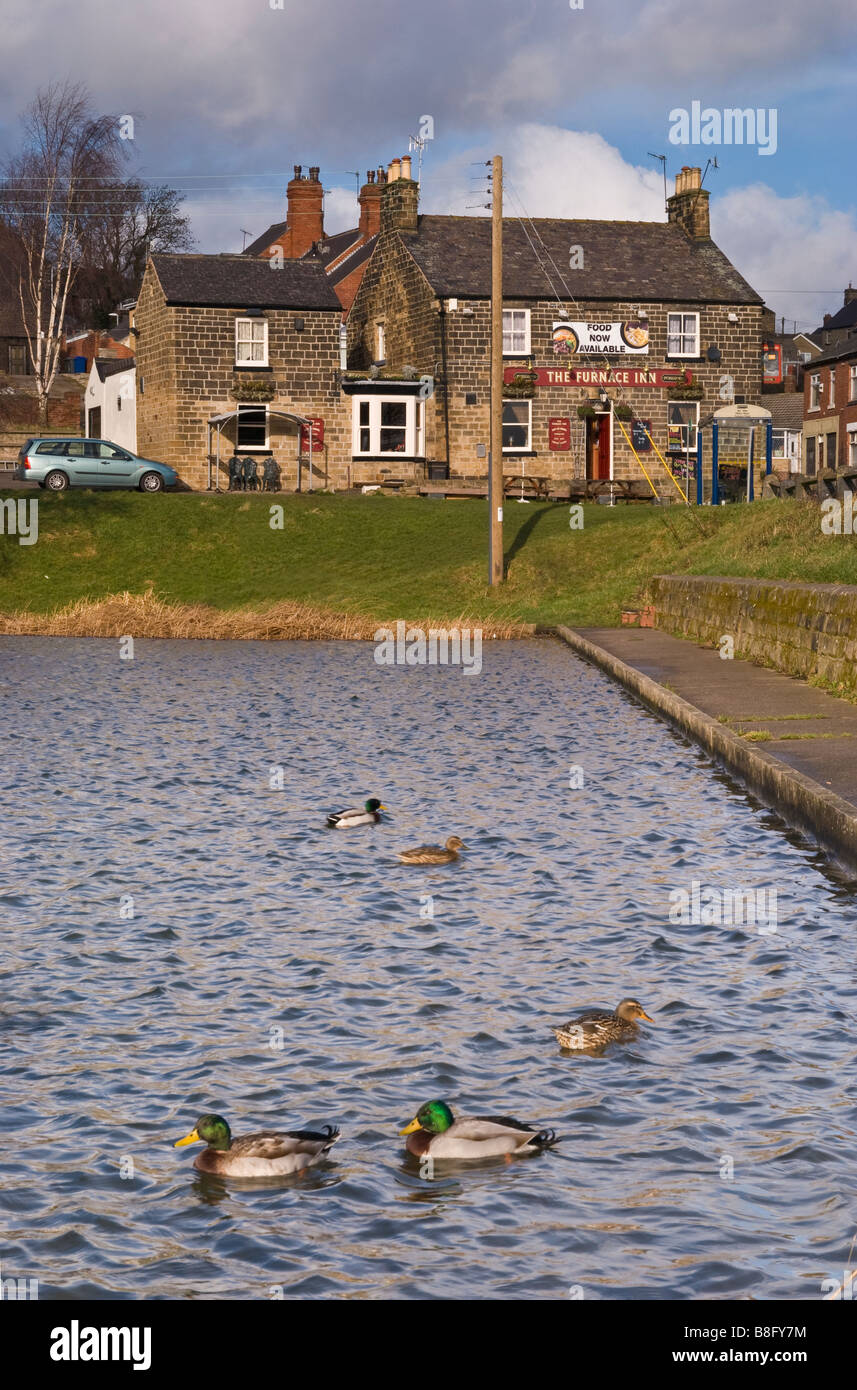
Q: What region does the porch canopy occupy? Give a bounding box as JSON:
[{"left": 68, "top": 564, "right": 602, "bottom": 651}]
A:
[{"left": 206, "top": 408, "right": 316, "bottom": 492}]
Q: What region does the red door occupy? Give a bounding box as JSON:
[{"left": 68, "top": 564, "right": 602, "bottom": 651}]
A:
[{"left": 597, "top": 412, "right": 611, "bottom": 479}]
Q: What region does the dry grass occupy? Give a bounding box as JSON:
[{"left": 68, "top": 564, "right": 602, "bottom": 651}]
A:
[{"left": 0, "top": 590, "right": 533, "bottom": 642}]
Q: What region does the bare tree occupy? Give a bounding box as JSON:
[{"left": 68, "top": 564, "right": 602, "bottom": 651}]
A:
[
  {"left": 73, "top": 181, "right": 194, "bottom": 325},
  {"left": 0, "top": 83, "right": 123, "bottom": 425}
]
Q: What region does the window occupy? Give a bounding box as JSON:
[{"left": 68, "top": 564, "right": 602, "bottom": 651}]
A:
[
  {"left": 829, "top": 370, "right": 836, "bottom": 408},
  {"left": 8, "top": 344, "right": 27, "bottom": 374},
  {"left": 667, "top": 401, "right": 699, "bottom": 452},
  {"left": 666, "top": 312, "right": 700, "bottom": 357},
  {"left": 848, "top": 427, "right": 857, "bottom": 468},
  {"left": 502, "top": 400, "right": 531, "bottom": 451},
  {"left": 805, "top": 436, "right": 816, "bottom": 475},
  {"left": 236, "top": 405, "right": 268, "bottom": 449},
  {"left": 809, "top": 373, "right": 821, "bottom": 410},
  {"left": 235, "top": 316, "right": 268, "bottom": 365},
  {"left": 827, "top": 432, "right": 837, "bottom": 470},
  {"left": 502, "top": 308, "right": 530, "bottom": 356},
  {"left": 771, "top": 428, "right": 786, "bottom": 458},
  {"left": 375, "top": 322, "right": 386, "bottom": 363},
  {"left": 97, "top": 442, "right": 130, "bottom": 460},
  {"left": 850, "top": 365, "right": 857, "bottom": 403},
  {"left": 351, "top": 396, "right": 422, "bottom": 456}
]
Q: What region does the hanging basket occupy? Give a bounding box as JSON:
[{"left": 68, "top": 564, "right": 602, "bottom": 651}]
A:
[
  {"left": 577, "top": 403, "right": 597, "bottom": 419},
  {"left": 502, "top": 372, "right": 536, "bottom": 399}
]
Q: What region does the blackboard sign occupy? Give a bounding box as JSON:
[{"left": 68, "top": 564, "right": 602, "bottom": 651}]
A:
[{"left": 631, "top": 418, "right": 652, "bottom": 452}]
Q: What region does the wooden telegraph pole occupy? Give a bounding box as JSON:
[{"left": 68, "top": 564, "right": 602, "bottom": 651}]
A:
[{"left": 489, "top": 154, "right": 504, "bottom": 585}]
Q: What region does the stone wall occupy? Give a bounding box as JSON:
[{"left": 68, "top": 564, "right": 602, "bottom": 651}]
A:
[
  {"left": 135, "top": 264, "right": 353, "bottom": 491},
  {"left": 650, "top": 574, "right": 857, "bottom": 693}
]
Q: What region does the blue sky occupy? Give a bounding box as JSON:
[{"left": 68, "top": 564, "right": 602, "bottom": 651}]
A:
[{"left": 1, "top": 0, "right": 855, "bottom": 331}]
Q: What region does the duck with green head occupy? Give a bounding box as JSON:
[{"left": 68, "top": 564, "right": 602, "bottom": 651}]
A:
[
  {"left": 400, "top": 1100, "right": 558, "bottom": 1160},
  {"left": 327, "top": 798, "right": 388, "bottom": 829},
  {"left": 174, "top": 1113, "right": 340, "bottom": 1177},
  {"left": 552, "top": 997, "right": 653, "bottom": 1052}
]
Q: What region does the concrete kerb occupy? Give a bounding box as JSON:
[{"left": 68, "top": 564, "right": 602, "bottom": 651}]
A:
[{"left": 553, "top": 624, "right": 857, "bottom": 876}]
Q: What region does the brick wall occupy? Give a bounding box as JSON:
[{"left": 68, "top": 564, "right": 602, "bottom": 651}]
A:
[{"left": 803, "top": 353, "right": 857, "bottom": 470}]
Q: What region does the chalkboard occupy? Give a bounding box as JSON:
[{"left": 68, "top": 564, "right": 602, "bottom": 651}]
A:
[{"left": 631, "top": 418, "right": 652, "bottom": 452}]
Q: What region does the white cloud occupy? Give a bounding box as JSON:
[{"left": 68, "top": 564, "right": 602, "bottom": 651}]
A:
[{"left": 712, "top": 185, "right": 857, "bottom": 331}]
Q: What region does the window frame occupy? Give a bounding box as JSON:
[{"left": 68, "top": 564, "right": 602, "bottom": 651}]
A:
[
  {"left": 501, "top": 398, "right": 532, "bottom": 453},
  {"left": 236, "top": 403, "right": 269, "bottom": 451},
  {"left": 351, "top": 394, "right": 423, "bottom": 458},
  {"left": 849, "top": 364, "right": 857, "bottom": 403},
  {"left": 666, "top": 399, "right": 700, "bottom": 453},
  {"left": 666, "top": 311, "right": 700, "bottom": 359},
  {"left": 502, "top": 308, "right": 531, "bottom": 357},
  {"left": 809, "top": 373, "right": 821, "bottom": 410},
  {"left": 234, "top": 316, "right": 269, "bottom": 367},
  {"left": 848, "top": 425, "right": 857, "bottom": 468}
]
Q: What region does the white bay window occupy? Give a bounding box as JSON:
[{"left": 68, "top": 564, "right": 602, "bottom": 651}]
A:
[{"left": 352, "top": 395, "right": 424, "bottom": 457}]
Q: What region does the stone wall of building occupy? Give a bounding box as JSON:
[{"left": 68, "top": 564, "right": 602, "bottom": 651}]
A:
[{"left": 135, "top": 264, "right": 354, "bottom": 491}]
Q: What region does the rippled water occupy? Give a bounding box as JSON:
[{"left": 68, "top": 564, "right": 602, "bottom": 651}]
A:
[{"left": 1, "top": 636, "right": 856, "bottom": 1300}]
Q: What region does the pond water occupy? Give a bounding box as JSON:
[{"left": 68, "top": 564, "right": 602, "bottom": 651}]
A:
[{"left": 1, "top": 636, "right": 855, "bottom": 1300}]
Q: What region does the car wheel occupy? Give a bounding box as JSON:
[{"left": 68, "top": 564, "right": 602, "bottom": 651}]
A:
[
  {"left": 139, "top": 471, "right": 164, "bottom": 493},
  {"left": 45, "top": 470, "right": 70, "bottom": 491}
]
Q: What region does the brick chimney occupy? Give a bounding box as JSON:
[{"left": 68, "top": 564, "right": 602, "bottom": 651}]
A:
[
  {"left": 380, "top": 158, "right": 419, "bottom": 237},
  {"left": 358, "top": 169, "right": 382, "bottom": 239},
  {"left": 667, "top": 166, "right": 710, "bottom": 240},
  {"left": 283, "top": 164, "right": 324, "bottom": 257}
]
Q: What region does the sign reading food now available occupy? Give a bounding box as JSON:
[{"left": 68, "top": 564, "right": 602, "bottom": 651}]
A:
[{"left": 552, "top": 320, "right": 650, "bottom": 355}]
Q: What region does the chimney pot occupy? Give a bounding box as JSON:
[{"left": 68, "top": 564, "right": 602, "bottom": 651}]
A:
[
  {"left": 401, "top": 154, "right": 412, "bottom": 180},
  {"left": 309, "top": 166, "right": 320, "bottom": 182},
  {"left": 293, "top": 164, "right": 302, "bottom": 180}
]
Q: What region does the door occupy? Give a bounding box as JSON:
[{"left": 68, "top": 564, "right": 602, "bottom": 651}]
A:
[
  {"left": 827, "top": 432, "right": 837, "bottom": 471},
  {"left": 596, "top": 411, "right": 611, "bottom": 479},
  {"left": 88, "top": 407, "right": 101, "bottom": 438},
  {"left": 94, "top": 440, "right": 136, "bottom": 484}
]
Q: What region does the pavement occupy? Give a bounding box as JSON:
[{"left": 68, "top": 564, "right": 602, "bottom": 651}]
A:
[
  {"left": 575, "top": 627, "right": 857, "bottom": 810},
  {"left": 558, "top": 625, "right": 857, "bottom": 873}
]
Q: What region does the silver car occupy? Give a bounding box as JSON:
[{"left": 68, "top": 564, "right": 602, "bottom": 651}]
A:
[{"left": 15, "top": 438, "right": 178, "bottom": 492}]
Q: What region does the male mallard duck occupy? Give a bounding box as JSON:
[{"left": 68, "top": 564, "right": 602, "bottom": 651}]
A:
[
  {"left": 397, "top": 835, "right": 466, "bottom": 865},
  {"left": 400, "top": 1100, "right": 557, "bottom": 1159},
  {"left": 326, "top": 797, "right": 387, "bottom": 829},
  {"left": 552, "top": 998, "right": 653, "bottom": 1052},
  {"left": 173, "top": 1113, "right": 340, "bottom": 1177}
]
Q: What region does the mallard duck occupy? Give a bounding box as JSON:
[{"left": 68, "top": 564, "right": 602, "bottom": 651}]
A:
[
  {"left": 552, "top": 998, "right": 653, "bottom": 1052},
  {"left": 400, "top": 1100, "right": 557, "bottom": 1159},
  {"left": 326, "top": 797, "right": 387, "bottom": 829},
  {"left": 173, "top": 1113, "right": 340, "bottom": 1177},
  {"left": 397, "top": 835, "right": 466, "bottom": 865}
]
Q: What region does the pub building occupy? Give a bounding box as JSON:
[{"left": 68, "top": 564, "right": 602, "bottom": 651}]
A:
[{"left": 346, "top": 163, "right": 766, "bottom": 493}]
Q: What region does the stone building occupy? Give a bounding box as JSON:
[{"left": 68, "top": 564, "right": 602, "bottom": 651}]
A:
[
  {"left": 133, "top": 251, "right": 350, "bottom": 491},
  {"left": 803, "top": 338, "right": 857, "bottom": 474},
  {"left": 346, "top": 164, "right": 766, "bottom": 491}
]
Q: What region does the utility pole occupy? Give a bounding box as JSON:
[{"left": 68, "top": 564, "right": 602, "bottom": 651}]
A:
[{"left": 489, "top": 154, "right": 504, "bottom": 586}]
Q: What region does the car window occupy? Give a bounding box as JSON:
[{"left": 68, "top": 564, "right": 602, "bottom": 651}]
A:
[
  {"left": 36, "top": 441, "right": 66, "bottom": 455},
  {"left": 97, "top": 442, "right": 128, "bottom": 459},
  {"left": 84, "top": 443, "right": 100, "bottom": 457},
  {"left": 65, "top": 441, "right": 86, "bottom": 457}
]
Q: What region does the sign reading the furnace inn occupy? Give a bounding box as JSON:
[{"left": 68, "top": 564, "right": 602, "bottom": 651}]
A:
[
  {"left": 548, "top": 417, "right": 571, "bottom": 451},
  {"left": 552, "top": 320, "right": 650, "bottom": 356},
  {"left": 504, "top": 366, "right": 693, "bottom": 388}
]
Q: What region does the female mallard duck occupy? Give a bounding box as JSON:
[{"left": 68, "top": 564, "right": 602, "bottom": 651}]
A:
[
  {"left": 400, "top": 1100, "right": 557, "bottom": 1159},
  {"left": 552, "top": 998, "right": 653, "bottom": 1052},
  {"left": 397, "top": 836, "right": 465, "bottom": 866},
  {"left": 174, "top": 1113, "right": 340, "bottom": 1177},
  {"left": 326, "top": 797, "right": 387, "bottom": 829}
]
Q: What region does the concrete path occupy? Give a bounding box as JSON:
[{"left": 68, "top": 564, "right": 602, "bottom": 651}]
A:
[
  {"left": 576, "top": 627, "right": 857, "bottom": 808},
  {"left": 557, "top": 625, "right": 857, "bottom": 874}
]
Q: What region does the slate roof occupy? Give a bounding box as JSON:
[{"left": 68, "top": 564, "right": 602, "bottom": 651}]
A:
[
  {"left": 806, "top": 333, "right": 857, "bottom": 368},
  {"left": 94, "top": 357, "right": 136, "bottom": 381},
  {"left": 242, "top": 221, "right": 288, "bottom": 257},
  {"left": 150, "top": 253, "right": 342, "bottom": 310},
  {"left": 327, "top": 235, "right": 377, "bottom": 287},
  {"left": 811, "top": 298, "right": 857, "bottom": 338},
  {"left": 765, "top": 393, "right": 805, "bottom": 429},
  {"left": 403, "top": 216, "right": 762, "bottom": 304}
]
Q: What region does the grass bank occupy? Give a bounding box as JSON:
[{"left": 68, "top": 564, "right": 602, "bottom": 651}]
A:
[{"left": 0, "top": 490, "right": 850, "bottom": 636}]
